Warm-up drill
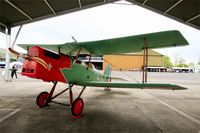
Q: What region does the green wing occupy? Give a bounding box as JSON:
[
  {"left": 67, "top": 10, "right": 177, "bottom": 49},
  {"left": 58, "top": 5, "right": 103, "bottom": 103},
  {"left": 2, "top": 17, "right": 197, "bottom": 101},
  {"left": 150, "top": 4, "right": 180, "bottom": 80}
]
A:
[
  {"left": 18, "top": 30, "right": 188, "bottom": 55},
  {"left": 75, "top": 81, "right": 186, "bottom": 90}
]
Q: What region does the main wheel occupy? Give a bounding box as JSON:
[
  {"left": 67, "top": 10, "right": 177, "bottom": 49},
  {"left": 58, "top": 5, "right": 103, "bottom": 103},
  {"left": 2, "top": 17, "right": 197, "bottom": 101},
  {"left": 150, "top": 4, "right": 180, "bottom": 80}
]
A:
[
  {"left": 71, "top": 98, "right": 84, "bottom": 117},
  {"left": 36, "top": 91, "right": 49, "bottom": 108}
]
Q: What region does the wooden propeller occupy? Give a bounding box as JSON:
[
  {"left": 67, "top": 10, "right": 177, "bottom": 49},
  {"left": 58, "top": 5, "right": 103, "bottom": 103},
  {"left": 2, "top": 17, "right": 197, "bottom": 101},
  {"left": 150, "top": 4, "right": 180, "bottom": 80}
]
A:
[{"left": 8, "top": 47, "right": 49, "bottom": 70}]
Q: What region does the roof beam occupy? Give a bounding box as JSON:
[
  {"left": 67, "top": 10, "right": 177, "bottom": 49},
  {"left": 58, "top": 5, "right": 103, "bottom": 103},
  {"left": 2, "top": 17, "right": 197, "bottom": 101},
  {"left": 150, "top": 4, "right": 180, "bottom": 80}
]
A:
[
  {"left": 0, "top": 22, "right": 7, "bottom": 28},
  {"left": 5, "top": 0, "right": 32, "bottom": 20},
  {"left": 78, "top": 0, "right": 82, "bottom": 8},
  {"left": 186, "top": 14, "right": 200, "bottom": 22},
  {"left": 163, "top": 0, "right": 183, "bottom": 14},
  {"left": 44, "top": 0, "right": 56, "bottom": 14},
  {"left": 0, "top": 23, "right": 6, "bottom": 33},
  {"left": 142, "top": 0, "right": 148, "bottom": 6}
]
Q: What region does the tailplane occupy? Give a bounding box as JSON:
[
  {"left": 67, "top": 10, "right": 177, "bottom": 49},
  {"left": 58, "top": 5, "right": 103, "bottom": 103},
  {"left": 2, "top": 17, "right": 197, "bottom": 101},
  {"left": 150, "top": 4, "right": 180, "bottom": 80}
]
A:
[{"left": 104, "top": 64, "right": 112, "bottom": 82}]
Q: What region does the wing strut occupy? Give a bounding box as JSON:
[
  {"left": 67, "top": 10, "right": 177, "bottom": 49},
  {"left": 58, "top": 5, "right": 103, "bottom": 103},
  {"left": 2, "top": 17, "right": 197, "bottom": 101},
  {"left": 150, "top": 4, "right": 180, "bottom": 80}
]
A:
[
  {"left": 75, "top": 48, "right": 82, "bottom": 60},
  {"left": 142, "top": 38, "right": 148, "bottom": 83},
  {"left": 87, "top": 52, "right": 92, "bottom": 69}
]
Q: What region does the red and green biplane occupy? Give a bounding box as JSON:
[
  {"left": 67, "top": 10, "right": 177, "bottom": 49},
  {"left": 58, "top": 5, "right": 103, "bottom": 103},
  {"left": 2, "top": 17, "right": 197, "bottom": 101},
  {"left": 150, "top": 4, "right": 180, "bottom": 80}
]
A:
[{"left": 9, "top": 30, "right": 189, "bottom": 117}]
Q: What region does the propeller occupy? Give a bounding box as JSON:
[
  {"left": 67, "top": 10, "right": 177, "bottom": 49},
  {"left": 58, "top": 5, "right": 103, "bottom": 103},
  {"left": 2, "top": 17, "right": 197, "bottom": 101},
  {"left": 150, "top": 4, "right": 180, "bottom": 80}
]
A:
[{"left": 8, "top": 47, "right": 49, "bottom": 70}]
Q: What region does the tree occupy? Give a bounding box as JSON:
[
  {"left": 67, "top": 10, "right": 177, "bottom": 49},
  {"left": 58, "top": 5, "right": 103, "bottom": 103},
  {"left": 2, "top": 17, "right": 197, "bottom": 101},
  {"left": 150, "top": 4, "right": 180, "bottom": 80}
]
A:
[
  {"left": 173, "top": 53, "right": 179, "bottom": 65},
  {"left": 175, "top": 57, "right": 188, "bottom": 67},
  {"left": 164, "top": 56, "right": 173, "bottom": 67},
  {"left": 188, "top": 63, "right": 195, "bottom": 67}
]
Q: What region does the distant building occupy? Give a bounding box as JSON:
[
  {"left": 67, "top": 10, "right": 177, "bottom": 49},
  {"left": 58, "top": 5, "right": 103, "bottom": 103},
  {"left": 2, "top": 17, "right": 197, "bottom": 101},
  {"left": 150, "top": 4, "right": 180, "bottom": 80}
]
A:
[
  {"left": 79, "top": 55, "right": 103, "bottom": 70},
  {"left": 103, "top": 49, "right": 164, "bottom": 71},
  {"left": 0, "top": 48, "right": 6, "bottom": 61},
  {"left": 0, "top": 48, "right": 17, "bottom": 62},
  {"left": 80, "top": 49, "right": 164, "bottom": 71}
]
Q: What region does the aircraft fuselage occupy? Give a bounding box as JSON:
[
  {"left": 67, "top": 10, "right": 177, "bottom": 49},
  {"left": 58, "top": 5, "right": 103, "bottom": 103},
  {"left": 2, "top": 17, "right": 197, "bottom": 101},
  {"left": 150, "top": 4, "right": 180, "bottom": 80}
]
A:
[{"left": 21, "top": 46, "right": 107, "bottom": 83}]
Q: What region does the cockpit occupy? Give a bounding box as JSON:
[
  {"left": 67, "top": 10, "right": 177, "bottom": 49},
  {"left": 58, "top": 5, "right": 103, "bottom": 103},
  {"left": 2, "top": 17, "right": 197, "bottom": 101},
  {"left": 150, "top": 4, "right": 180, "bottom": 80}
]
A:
[
  {"left": 75, "top": 60, "right": 96, "bottom": 70},
  {"left": 88, "top": 63, "right": 95, "bottom": 69}
]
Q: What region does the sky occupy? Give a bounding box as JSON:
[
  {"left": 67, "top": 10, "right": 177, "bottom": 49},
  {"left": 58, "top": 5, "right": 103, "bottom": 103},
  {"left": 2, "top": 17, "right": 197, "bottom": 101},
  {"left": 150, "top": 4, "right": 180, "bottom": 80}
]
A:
[{"left": 0, "top": 0, "right": 200, "bottom": 64}]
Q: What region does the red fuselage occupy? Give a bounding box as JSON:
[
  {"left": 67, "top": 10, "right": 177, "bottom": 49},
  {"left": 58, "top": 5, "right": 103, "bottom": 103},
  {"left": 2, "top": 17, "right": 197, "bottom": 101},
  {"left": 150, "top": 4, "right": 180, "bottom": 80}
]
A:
[{"left": 22, "top": 46, "right": 71, "bottom": 83}]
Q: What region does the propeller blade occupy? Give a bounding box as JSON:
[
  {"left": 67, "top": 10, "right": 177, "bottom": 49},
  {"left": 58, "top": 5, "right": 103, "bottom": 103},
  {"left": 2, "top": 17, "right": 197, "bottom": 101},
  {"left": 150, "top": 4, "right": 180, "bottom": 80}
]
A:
[
  {"left": 8, "top": 47, "right": 21, "bottom": 57},
  {"left": 8, "top": 47, "right": 49, "bottom": 70}
]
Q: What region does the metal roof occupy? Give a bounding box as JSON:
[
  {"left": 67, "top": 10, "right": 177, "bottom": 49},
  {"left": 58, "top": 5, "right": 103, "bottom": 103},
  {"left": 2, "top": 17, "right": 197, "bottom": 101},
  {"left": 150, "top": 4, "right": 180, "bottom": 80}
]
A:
[
  {"left": 0, "top": 0, "right": 117, "bottom": 32},
  {"left": 127, "top": 0, "right": 200, "bottom": 30},
  {"left": 0, "top": 0, "right": 199, "bottom": 33}
]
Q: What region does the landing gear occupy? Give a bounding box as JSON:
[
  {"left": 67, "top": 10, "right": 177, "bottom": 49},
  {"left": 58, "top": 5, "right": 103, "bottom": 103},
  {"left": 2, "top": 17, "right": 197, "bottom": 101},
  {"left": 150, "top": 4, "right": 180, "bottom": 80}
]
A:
[
  {"left": 71, "top": 98, "right": 84, "bottom": 117},
  {"left": 36, "top": 81, "right": 86, "bottom": 118},
  {"left": 69, "top": 85, "right": 86, "bottom": 117},
  {"left": 36, "top": 81, "right": 58, "bottom": 108},
  {"left": 36, "top": 91, "right": 49, "bottom": 108}
]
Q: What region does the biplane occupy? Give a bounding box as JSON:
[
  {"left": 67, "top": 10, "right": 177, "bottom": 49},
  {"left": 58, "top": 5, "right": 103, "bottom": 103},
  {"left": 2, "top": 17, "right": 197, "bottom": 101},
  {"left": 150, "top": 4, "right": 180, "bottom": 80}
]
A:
[{"left": 9, "top": 30, "right": 189, "bottom": 117}]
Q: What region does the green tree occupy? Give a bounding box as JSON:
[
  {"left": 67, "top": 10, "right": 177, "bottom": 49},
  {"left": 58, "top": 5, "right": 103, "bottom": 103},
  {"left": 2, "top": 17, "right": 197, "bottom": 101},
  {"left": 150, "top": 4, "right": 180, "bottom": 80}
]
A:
[
  {"left": 164, "top": 56, "right": 173, "bottom": 67},
  {"left": 188, "top": 63, "right": 195, "bottom": 67},
  {"left": 175, "top": 57, "right": 188, "bottom": 67}
]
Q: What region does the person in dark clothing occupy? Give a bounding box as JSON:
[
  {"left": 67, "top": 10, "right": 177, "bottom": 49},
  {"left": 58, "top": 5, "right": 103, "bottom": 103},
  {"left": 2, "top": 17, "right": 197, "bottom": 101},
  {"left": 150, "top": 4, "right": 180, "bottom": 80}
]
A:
[{"left": 11, "top": 65, "right": 18, "bottom": 79}]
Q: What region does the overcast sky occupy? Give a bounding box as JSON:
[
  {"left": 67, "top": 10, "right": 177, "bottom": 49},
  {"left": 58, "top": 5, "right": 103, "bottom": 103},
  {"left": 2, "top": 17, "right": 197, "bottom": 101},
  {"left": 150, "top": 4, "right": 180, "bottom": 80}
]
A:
[{"left": 0, "top": 0, "right": 200, "bottom": 64}]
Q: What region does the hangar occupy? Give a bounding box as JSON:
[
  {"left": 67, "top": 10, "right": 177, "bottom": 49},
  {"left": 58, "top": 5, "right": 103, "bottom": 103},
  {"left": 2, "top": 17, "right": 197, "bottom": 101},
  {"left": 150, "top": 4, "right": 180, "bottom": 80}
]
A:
[
  {"left": 103, "top": 49, "right": 164, "bottom": 71},
  {"left": 79, "top": 49, "right": 164, "bottom": 71},
  {"left": 0, "top": 0, "right": 199, "bottom": 80},
  {"left": 1, "top": 0, "right": 199, "bottom": 30}
]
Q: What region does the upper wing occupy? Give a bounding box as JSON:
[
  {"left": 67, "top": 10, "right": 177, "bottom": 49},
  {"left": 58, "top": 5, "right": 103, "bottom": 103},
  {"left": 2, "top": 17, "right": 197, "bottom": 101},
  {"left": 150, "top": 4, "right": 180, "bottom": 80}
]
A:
[
  {"left": 75, "top": 81, "right": 187, "bottom": 90},
  {"left": 18, "top": 30, "right": 189, "bottom": 55}
]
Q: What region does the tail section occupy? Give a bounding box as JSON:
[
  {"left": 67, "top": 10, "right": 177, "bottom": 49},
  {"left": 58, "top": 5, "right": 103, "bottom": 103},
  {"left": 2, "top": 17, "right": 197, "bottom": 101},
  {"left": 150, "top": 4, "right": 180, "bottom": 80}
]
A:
[{"left": 104, "top": 64, "right": 112, "bottom": 82}]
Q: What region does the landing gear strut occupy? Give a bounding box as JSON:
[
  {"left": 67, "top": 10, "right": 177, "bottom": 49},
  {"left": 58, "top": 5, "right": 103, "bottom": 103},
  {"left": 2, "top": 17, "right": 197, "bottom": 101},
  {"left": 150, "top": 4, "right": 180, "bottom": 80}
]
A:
[
  {"left": 36, "top": 81, "right": 58, "bottom": 108},
  {"left": 36, "top": 81, "right": 86, "bottom": 117}
]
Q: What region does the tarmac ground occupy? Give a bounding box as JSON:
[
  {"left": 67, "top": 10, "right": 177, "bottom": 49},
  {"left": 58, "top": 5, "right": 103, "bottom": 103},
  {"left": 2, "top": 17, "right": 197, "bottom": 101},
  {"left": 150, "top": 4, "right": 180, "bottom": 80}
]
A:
[{"left": 0, "top": 69, "right": 200, "bottom": 133}]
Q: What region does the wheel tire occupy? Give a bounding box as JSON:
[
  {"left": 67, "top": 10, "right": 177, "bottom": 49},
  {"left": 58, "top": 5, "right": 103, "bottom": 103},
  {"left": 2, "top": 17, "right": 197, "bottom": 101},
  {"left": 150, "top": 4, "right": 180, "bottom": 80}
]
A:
[
  {"left": 71, "top": 98, "right": 84, "bottom": 117},
  {"left": 36, "top": 91, "right": 49, "bottom": 108}
]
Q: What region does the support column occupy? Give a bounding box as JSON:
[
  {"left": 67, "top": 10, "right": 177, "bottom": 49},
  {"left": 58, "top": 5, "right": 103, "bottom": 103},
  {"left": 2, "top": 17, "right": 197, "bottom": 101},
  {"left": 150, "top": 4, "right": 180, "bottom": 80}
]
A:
[
  {"left": 4, "top": 27, "right": 11, "bottom": 81},
  {"left": 12, "top": 25, "right": 23, "bottom": 48}
]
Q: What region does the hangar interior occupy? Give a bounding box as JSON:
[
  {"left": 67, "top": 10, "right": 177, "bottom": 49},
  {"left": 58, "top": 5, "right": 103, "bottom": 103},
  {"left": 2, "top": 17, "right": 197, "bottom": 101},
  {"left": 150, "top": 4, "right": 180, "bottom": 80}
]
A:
[
  {"left": 0, "top": 0, "right": 199, "bottom": 30},
  {"left": 1, "top": 1, "right": 200, "bottom": 133}
]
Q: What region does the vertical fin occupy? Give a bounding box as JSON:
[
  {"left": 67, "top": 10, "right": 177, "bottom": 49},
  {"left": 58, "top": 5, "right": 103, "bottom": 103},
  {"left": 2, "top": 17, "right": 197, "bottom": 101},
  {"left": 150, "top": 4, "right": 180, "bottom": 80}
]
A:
[{"left": 104, "top": 64, "right": 112, "bottom": 82}]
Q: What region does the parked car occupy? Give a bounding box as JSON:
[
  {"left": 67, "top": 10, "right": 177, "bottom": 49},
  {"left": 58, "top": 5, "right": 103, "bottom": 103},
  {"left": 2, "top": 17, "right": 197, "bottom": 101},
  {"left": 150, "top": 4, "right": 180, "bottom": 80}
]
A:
[{"left": 0, "top": 62, "right": 5, "bottom": 68}]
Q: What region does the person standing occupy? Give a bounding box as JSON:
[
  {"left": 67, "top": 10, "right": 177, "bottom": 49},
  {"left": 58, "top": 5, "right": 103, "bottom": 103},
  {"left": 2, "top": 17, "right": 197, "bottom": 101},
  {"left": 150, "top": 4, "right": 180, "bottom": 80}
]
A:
[{"left": 11, "top": 65, "right": 18, "bottom": 79}]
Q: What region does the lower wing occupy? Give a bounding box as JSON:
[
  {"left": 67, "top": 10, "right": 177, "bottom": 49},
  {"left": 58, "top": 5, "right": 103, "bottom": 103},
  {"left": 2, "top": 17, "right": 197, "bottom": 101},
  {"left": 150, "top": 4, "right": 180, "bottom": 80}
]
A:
[{"left": 75, "top": 81, "right": 187, "bottom": 90}]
